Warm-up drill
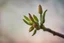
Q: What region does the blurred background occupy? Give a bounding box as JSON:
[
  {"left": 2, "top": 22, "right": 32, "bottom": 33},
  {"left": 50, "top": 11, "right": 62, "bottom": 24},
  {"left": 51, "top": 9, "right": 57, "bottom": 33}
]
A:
[{"left": 0, "top": 0, "right": 64, "bottom": 43}]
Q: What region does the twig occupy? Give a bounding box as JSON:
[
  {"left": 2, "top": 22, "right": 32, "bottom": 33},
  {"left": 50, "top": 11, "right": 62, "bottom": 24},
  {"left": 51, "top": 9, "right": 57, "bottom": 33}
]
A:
[
  {"left": 23, "top": 4, "right": 64, "bottom": 39},
  {"left": 44, "top": 28, "right": 64, "bottom": 39}
]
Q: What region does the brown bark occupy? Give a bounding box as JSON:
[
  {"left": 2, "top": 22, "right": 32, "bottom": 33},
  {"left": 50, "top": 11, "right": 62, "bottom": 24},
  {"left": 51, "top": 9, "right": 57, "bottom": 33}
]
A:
[{"left": 45, "top": 28, "right": 64, "bottom": 39}]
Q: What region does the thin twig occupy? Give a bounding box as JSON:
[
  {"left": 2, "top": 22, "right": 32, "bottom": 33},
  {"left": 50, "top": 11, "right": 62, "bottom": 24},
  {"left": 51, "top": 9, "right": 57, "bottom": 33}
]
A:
[{"left": 44, "top": 28, "right": 64, "bottom": 39}]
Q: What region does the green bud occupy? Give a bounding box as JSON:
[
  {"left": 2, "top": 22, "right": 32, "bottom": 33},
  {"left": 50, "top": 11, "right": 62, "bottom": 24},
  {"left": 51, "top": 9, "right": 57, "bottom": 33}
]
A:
[{"left": 38, "top": 4, "right": 43, "bottom": 14}]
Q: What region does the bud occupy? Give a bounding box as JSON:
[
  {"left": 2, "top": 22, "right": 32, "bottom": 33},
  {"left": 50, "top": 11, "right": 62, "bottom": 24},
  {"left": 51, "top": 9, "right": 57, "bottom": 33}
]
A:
[{"left": 38, "top": 4, "right": 43, "bottom": 14}]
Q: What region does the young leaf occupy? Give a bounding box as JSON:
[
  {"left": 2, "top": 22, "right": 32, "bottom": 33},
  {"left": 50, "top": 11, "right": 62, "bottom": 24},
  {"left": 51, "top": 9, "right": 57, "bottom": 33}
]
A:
[
  {"left": 23, "top": 19, "right": 32, "bottom": 25},
  {"left": 29, "top": 26, "right": 34, "bottom": 32},
  {"left": 42, "top": 10, "right": 47, "bottom": 23},
  {"left": 33, "top": 14, "right": 39, "bottom": 23},
  {"left": 32, "top": 29, "right": 37, "bottom": 36},
  {"left": 29, "top": 13, "right": 34, "bottom": 22},
  {"left": 24, "top": 15, "right": 30, "bottom": 21}
]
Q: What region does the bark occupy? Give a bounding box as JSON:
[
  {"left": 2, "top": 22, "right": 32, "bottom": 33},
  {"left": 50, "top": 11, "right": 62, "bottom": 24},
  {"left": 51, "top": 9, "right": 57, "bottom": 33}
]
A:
[{"left": 45, "top": 28, "right": 64, "bottom": 39}]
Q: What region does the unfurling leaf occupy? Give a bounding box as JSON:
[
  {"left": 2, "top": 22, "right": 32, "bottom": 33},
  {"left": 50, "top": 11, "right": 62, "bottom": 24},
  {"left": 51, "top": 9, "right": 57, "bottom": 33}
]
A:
[
  {"left": 33, "top": 14, "right": 39, "bottom": 23},
  {"left": 38, "top": 4, "right": 43, "bottom": 14},
  {"left": 28, "top": 13, "right": 34, "bottom": 22},
  {"left": 42, "top": 10, "right": 47, "bottom": 23},
  {"left": 23, "top": 19, "right": 32, "bottom": 25},
  {"left": 32, "top": 29, "right": 37, "bottom": 36},
  {"left": 29, "top": 26, "right": 34, "bottom": 32},
  {"left": 24, "top": 15, "right": 30, "bottom": 21}
]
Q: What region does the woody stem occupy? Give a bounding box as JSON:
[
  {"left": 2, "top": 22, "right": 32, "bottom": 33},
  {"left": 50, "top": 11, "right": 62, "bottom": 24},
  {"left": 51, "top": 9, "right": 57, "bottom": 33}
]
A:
[{"left": 42, "top": 28, "right": 64, "bottom": 39}]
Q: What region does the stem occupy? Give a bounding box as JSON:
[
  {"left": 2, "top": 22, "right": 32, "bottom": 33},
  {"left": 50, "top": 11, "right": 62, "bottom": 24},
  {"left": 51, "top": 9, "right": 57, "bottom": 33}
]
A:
[
  {"left": 44, "top": 28, "right": 64, "bottom": 39},
  {"left": 40, "top": 14, "right": 43, "bottom": 26}
]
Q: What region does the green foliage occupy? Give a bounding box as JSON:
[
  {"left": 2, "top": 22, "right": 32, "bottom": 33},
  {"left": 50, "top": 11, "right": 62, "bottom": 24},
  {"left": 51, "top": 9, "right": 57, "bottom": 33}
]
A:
[
  {"left": 29, "top": 26, "right": 34, "bottom": 32},
  {"left": 32, "top": 29, "right": 37, "bottom": 36},
  {"left": 33, "top": 14, "right": 39, "bottom": 23},
  {"left": 42, "top": 10, "right": 47, "bottom": 24},
  {"left": 24, "top": 15, "right": 30, "bottom": 21},
  {"left": 23, "top": 19, "right": 32, "bottom": 25}
]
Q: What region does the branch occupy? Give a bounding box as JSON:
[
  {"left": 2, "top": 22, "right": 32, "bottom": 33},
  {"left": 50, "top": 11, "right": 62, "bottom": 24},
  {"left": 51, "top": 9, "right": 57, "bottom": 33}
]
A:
[{"left": 44, "top": 28, "right": 64, "bottom": 39}]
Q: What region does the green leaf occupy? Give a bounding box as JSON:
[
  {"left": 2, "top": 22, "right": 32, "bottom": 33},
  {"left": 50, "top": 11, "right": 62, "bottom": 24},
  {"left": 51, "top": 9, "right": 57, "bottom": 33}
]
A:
[
  {"left": 24, "top": 15, "right": 30, "bottom": 21},
  {"left": 42, "top": 10, "right": 47, "bottom": 23},
  {"left": 29, "top": 26, "right": 34, "bottom": 32},
  {"left": 33, "top": 14, "right": 39, "bottom": 23},
  {"left": 23, "top": 19, "right": 32, "bottom": 25},
  {"left": 32, "top": 29, "right": 37, "bottom": 36},
  {"left": 29, "top": 13, "right": 35, "bottom": 23}
]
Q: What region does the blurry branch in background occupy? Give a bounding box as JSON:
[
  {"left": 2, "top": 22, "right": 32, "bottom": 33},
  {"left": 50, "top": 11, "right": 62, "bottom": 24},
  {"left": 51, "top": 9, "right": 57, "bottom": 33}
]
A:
[{"left": 23, "top": 4, "right": 64, "bottom": 39}]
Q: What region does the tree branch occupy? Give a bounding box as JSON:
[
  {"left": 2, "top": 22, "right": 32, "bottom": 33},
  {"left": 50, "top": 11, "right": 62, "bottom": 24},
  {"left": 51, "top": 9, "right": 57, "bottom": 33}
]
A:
[{"left": 44, "top": 28, "right": 64, "bottom": 39}]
